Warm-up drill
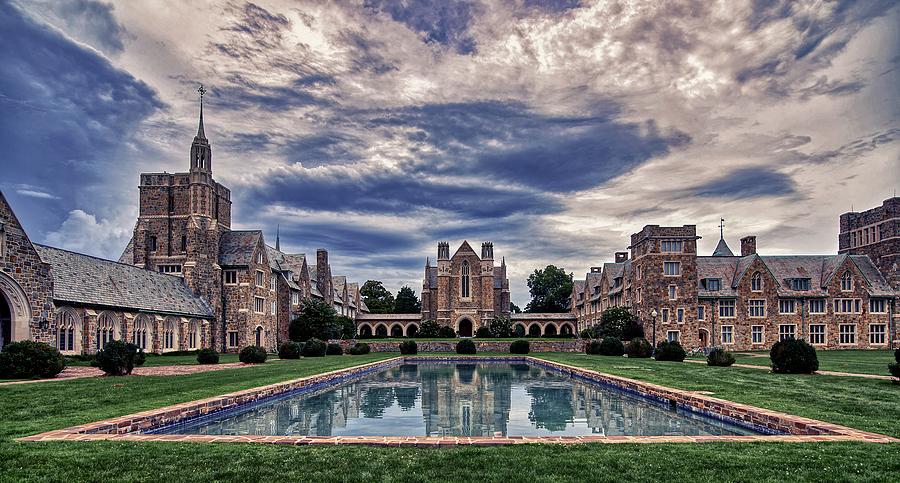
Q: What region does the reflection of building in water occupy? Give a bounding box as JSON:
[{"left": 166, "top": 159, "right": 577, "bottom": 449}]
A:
[{"left": 419, "top": 363, "right": 512, "bottom": 437}]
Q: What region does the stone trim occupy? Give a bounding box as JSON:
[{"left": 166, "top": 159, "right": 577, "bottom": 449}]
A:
[{"left": 19, "top": 356, "right": 896, "bottom": 446}]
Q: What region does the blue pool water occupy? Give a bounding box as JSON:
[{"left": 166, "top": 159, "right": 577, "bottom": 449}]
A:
[{"left": 156, "top": 362, "right": 760, "bottom": 437}]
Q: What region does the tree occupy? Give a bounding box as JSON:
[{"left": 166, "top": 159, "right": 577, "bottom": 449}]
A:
[
  {"left": 361, "top": 280, "right": 395, "bottom": 314},
  {"left": 290, "top": 298, "right": 342, "bottom": 341},
  {"left": 509, "top": 302, "right": 522, "bottom": 313},
  {"left": 598, "top": 307, "right": 636, "bottom": 339},
  {"left": 418, "top": 319, "right": 440, "bottom": 338},
  {"left": 524, "top": 265, "right": 573, "bottom": 313},
  {"left": 394, "top": 286, "right": 421, "bottom": 313},
  {"left": 488, "top": 314, "right": 512, "bottom": 338}
]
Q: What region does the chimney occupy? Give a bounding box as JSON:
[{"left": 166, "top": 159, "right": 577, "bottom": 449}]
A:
[
  {"left": 740, "top": 236, "right": 757, "bottom": 256},
  {"left": 590, "top": 266, "right": 601, "bottom": 273},
  {"left": 615, "top": 252, "right": 628, "bottom": 263},
  {"left": 316, "top": 248, "right": 328, "bottom": 284}
]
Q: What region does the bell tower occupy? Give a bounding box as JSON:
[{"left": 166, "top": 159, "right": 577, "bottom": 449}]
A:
[{"left": 190, "top": 85, "right": 212, "bottom": 175}]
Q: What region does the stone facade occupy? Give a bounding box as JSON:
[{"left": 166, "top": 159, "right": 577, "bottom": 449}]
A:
[
  {"left": 839, "top": 197, "right": 899, "bottom": 289},
  {"left": 421, "top": 241, "right": 510, "bottom": 336}
]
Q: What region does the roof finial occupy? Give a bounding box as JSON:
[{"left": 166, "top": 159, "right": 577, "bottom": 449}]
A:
[
  {"left": 196, "top": 84, "right": 207, "bottom": 139},
  {"left": 275, "top": 224, "right": 280, "bottom": 251},
  {"left": 426, "top": 256, "right": 430, "bottom": 268},
  {"left": 719, "top": 218, "right": 725, "bottom": 240}
]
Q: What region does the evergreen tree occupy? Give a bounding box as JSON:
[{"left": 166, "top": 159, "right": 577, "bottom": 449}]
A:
[
  {"left": 360, "top": 280, "right": 395, "bottom": 314},
  {"left": 509, "top": 302, "right": 522, "bottom": 313},
  {"left": 394, "top": 286, "right": 421, "bottom": 313}
]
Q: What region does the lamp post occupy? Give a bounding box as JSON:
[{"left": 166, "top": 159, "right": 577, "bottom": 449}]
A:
[{"left": 650, "top": 309, "right": 658, "bottom": 350}]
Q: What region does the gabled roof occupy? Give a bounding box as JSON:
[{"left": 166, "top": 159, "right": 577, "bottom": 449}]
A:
[
  {"left": 452, "top": 240, "right": 479, "bottom": 259},
  {"left": 219, "top": 230, "right": 262, "bottom": 266},
  {"left": 697, "top": 256, "right": 739, "bottom": 297},
  {"left": 35, "top": 244, "right": 213, "bottom": 318},
  {"left": 712, "top": 237, "right": 735, "bottom": 257}
]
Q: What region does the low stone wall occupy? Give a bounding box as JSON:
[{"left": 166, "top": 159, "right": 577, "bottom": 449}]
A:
[{"left": 334, "top": 339, "right": 586, "bottom": 353}]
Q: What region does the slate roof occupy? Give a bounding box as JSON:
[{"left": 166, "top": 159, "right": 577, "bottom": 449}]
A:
[
  {"left": 697, "top": 256, "right": 739, "bottom": 297},
  {"left": 426, "top": 266, "right": 437, "bottom": 289},
  {"left": 35, "top": 244, "right": 213, "bottom": 318},
  {"left": 219, "top": 230, "right": 261, "bottom": 266},
  {"left": 265, "top": 245, "right": 303, "bottom": 291},
  {"left": 712, "top": 237, "right": 735, "bottom": 257}
]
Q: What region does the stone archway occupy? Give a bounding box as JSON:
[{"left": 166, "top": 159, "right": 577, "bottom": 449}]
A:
[
  {"left": 544, "top": 324, "right": 558, "bottom": 337},
  {"left": 375, "top": 324, "right": 388, "bottom": 337},
  {"left": 514, "top": 324, "right": 526, "bottom": 337},
  {"left": 0, "top": 272, "right": 31, "bottom": 348},
  {"left": 390, "top": 325, "right": 404, "bottom": 337},
  {"left": 406, "top": 324, "right": 419, "bottom": 337},
  {"left": 359, "top": 324, "right": 372, "bottom": 338},
  {"left": 457, "top": 317, "right": 473, "bottom": 337},
  {"left": 528, "top": 324, "right": 541, "bottom": 337},
  {"left": 560, "top": 323, "right": 574, "bottom": 337}
]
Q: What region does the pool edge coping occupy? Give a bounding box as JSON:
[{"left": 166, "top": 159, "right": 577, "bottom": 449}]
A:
[{"left": 17, "top": 355, "right": 898, "bottom": 445}]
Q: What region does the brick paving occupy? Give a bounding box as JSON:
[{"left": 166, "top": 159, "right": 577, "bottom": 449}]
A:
[
  {"left": 17, "top": 356, "right": 898, "bottom": 446},
  {"left": 0, "top": 362, "right": 256, "bottom": 386},
  {"left": 683, "top": 359, "right": 894, "bottom": 380}
]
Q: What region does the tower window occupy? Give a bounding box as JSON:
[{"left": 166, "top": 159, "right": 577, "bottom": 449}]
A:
[
  {"left": 461, "top": 261, "right": 471, "bottom": 298},
  {"left": 181, "top": 235, "right": 187, "bottom": 252},
  {"left": 149, "top": 236, "right": 157, "bottom": 252}
]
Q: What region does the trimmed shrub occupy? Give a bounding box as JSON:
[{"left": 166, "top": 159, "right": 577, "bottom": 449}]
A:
[
  {"left": 438, "top": 326, "right": 456, "bottom": 338},
  {"left": 399, "top": 340, "right": 418, "bottom": 355},
  {"left": 326, "top": 343, "right": 344, "bottom": 356},
  {"left": 456, "top": 339, "right": 476, "bottom": 355},
  {"left": 599, "top": 337, "right": 625, "bottom": 356},
  {"left": 196, "top": 348, "right": 220, "bottom": 365},
  {"left": 626, "top": 337, "right": 653, "bottom": 358},
  {"left": 0, "top": 341, "right": 67, "bottom": 379},
  {"left": 770, "top": 338, "right": 818, "bottom": 374},
  {"left": 133, "top": 350, "right": 147, "bottom": 368},
  {"left": 348, "top": 342, "right": 371, "bottom": 355},
  {"left": 278, "top": 341, "right": 301, "bottom": 359},
  {"left": 475, "top": 327, "right": 492, "bottom": 338},
  {"left": 654, "top": 340, "right": 686, "bottom": 362},
  {"left": 706, "top": 348, "right": 735, "bottom": 367},
  {"left": 509, "top": 340, "right": 530, "bottom": 354},
  {"left": 95, "top": 340, "right": 144, "bottom": 375},
  {"left": 302, "top": 338, "right": 327, "bottom": 357},
  {"left": 239, "top": 345, "right": 267, "bottom": 364}
]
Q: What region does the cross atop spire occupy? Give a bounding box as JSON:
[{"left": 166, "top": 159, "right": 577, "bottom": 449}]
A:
[
  {"left": 196, "top": 84, "right": 207, "bottom": 140},
  {"left": 719, "top": 218, "right": 725, "bottom": 240}
]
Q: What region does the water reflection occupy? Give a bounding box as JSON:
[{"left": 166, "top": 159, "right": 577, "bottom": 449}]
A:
[{"left": 170, "top": 363, "right": 756, "bottom": 437}]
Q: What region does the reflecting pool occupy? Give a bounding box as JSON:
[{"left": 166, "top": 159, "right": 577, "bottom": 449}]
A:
[{"left": 158, "top": 362, "right": 758, "bottom": 437}]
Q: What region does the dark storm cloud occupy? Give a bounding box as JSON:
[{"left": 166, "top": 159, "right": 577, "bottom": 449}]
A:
[
  {"left": 691, "top": 167, "right": 797, "bottom": 199},
  {"left": 274, "top": 221, "right": 421, "bottom": 256},
  {"left": 0, "top": 1, "right": 163, "bottom": 233},
  {"left": 363, "top": 0, "right": 480, "bottom": 54},
  {"left": 281, "top": 133, "right": 360, "bottom": 166}
]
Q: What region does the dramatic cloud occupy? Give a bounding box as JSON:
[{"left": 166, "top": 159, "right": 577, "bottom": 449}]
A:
[{"left": 3, "top": 0, "right": 899, "bottom": 304}]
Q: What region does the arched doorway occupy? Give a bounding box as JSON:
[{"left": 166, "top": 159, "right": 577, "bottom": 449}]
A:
[
  {"left": 375, "top": 324, "right": 388, "bottom": 337},
  {"left": 255, "top": 326, "right": 263, "bottom": 347},
  {"left": 560, "top": 323, "right": 574, "bottom": 337},
  {"left": 0, "top": 272, "right": 31, "bottom": 348},
  {"left": 514, "top": 324, "right": 526, "bottom": 337},
  {"left": 458, "top": 318, "right": 473, "bottom": 337},
  {"left": 406, "top": 324, "right": 419, "bottom": 337},
  {"left": 544, "top": 324, "right": 558, "bottom": 337},
  {"left": 359, "top": 325, "right": 372, "bottom": 338},
  {"left": 698, "top": 328, "right": 709, "bottom": 347},
  {"left": 528, "top": 324, "right": 541, "bottom": 337},
  {"left": 390, "top": 325, "right": 404, "bottom": 337}
]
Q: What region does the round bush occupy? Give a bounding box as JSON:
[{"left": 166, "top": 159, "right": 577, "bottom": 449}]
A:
[
  {"left": 599, "top": 337, "right": 625, "bottom": 356},
  {"left": 509, "top": 340, "right": 530, "bottom": 354},
  {"left": 626, "top": 337, "right": 653, "bottom": 358},
  {"left": 475, "top": 327, "right": 492, "bottom": 338},
  {"left": 326, "top": 343, "right": 344, "bottom": 356},
  {"left": 95, "top": 340, "right": 145, "bottom": 376},
  {"left": 706, "top": 348, "right": 735, "bottom": 366},
  {"left": 456, "top": 339, "right": 476, "bottom": 355},
  {"left": 0, "top": 341, "right": 66, "bottom": 379},
  {"left": 585, "top": 339, "right": 603, "bottom": 355},
  {"left": 239, "top": 345, "right": 268, "bottom": 364},
  {"left": 348, "top": 342, "right": 370, "bottom": 355},
  {"left": 302, "top": 338, "right": 327, "bottom": 357},
  {"left": 196, "top": 348, "right": 220, "bottom": 364},
  {"left": 770, "top": 338, "right": 818, "bottom": 374},
  {"left": 438, "top": 326, "right": 456, "bottom": 338},
  {"left": 654, "top": 340, "right": 686, "bottom": 362},
  {"left": 399, "top": 340, "right": 418, "bottom": 355},
  {"left": 278, "top": 341, "right": 301, "bottom": 359}
]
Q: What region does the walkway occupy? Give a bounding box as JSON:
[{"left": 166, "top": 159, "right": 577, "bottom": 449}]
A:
[
  {"left": 0, "top": 362, "right": 255, "bottom": 386},
  {"left": 684, "top": 359, "right": 894, "bottom": 380}
]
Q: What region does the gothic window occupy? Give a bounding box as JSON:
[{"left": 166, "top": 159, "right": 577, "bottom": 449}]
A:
[
  {"left": 188, "top": 320, "right": 199, "bottom": 349},
  {"left": 132, "top": 315, "right": 150, "bottom": 351},
  {"left": 181, "top": 235, "right": 187, "bottom": 252},
  {"left": 149, "top": 236, "right": 158, "bottom": 252},
  {"left": 55, "top": 309, "right": 79, "bottom": 353},
  {"left": 164, "top": 319, "right": 178, "bottom": 350},
  {"left": 460, "top": 261, "right": 470, "bottom": 298},
  {"left": 96, "top": 312, "right": 118, "bottom": 350},
  {"left": 840, "top": 272, "right": 853, "bottom": 291},
  {"left": 751, "top": 272, "right": 762, "bottom": 291}
]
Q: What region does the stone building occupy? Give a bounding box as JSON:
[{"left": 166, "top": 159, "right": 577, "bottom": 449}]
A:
[
  {"left": 839, "top": 197, "right": 899, "bottom": 290},
  {"left": 573, "top": 219, "right": 898, "bottom": 350}
]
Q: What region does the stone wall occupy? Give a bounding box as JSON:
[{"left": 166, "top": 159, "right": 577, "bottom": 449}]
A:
[{"left": 839, "top": 197, "right": 900, "bottom": 290}]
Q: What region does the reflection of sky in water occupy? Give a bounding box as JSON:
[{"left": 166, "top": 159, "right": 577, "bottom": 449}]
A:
[{"left": 163, "top": 363, "right": 758, "bottom": 437}]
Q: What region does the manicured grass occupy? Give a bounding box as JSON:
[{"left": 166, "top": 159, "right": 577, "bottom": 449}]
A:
[
  {"left": 65, "top": 353, "right": 243, "bottom": 367},
  {"left": 686, "top": 349, "right": 897, "bottom": 376},
  {"left": 2, "top": 352, "right": 898, "bottom": 482},
  {"left": 537, "top": 353, "right": 900, "bottom": 438}
]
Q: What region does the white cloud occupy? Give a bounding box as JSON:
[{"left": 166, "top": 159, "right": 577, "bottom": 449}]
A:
[{"left": 43, "top": 209, "right": 132, "bottom": 259}]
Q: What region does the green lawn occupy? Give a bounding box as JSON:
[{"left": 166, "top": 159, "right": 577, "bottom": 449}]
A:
[
  {"left": 2, "top": 352, "right": 898, "bottom": 482},
  {"left": 65, "top": 353, "right": 244, "bottom": 367},
  {"left": 686, "top": 349, "right": 896, "bottom": 376}
]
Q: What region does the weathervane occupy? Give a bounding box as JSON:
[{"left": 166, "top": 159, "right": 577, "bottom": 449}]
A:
[{"left": 719, "top": 218, "right": 725, "bottom": 239}]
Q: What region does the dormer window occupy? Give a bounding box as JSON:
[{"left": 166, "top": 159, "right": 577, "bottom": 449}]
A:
[
  {"left": 788, "top": 278, "right": 811, "bottom": 291},
  {"left": 840, "top": 272, "right": 853, "bottom": 291},
  {"left": 704, "top": 278, "right": 721, "bottom": 291},
  {"left": 751, "top": 272, "right": 762, "bottom": 292}
]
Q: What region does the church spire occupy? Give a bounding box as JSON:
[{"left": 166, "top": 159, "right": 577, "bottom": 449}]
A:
[
  {"left": 275, "top": 224, "right": 280, "bottom": 251},
  {"left": 196, "top": 84, "right": 207, "bottom": 140}
]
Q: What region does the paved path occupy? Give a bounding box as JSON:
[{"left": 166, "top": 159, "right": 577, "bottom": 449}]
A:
[
  {"left": 684, "top": 358, "right": 894, "bottom": 380},
  {"left": 0, "top": 362, "right": 255, "bottom": 386}
]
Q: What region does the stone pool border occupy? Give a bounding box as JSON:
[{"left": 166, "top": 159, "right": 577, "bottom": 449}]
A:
[{"left": 18, "top": 356, "right": 897, "bottom": 446}]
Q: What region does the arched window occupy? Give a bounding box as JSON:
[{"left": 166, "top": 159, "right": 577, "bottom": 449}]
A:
[
  {"left": 96, "top": 312, "right": 118, "bottom": 350},
  {"left": 461, "top": 261, "right": 470, "bottom": 298},
  {"left": 751, "top": 272, "right": 762, "bottom": 292},
  {"left": 163, "top": 318, "right": 178, "bottom": 351},
  {"left": 255, "top": 326, "right": 263, "bottom": 347},
  {"left": 56, "top": 309, "right": 79, "bottom": 353},
  {"left": 188, "top": 320, "right": 200, "bottom": 349},
  {"left": 132, "top": 315, "right": 150, "bottom": 351},
  {"left": 840, "top": 272, "right": 853, "bottom": 291}
]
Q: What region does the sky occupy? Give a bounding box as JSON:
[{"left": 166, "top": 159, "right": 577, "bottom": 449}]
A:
[{"left": 1, "top": 0, "right": 898, "bottom": 307}]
